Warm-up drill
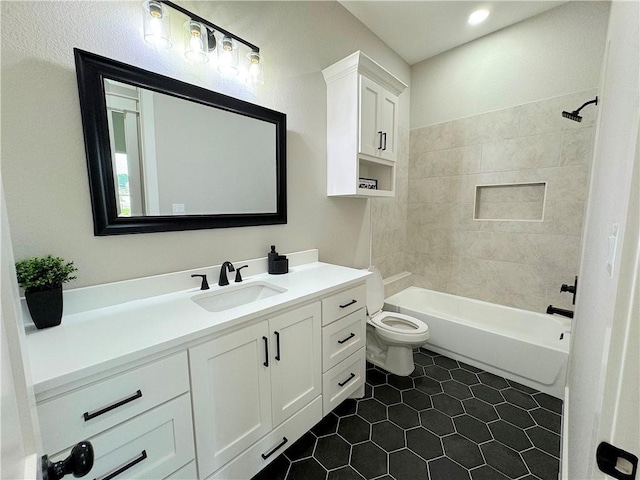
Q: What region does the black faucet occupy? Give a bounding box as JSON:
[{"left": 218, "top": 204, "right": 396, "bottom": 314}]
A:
[
  {"left": 218, "top": 261, "right": 235, "bottom": 286},
  {"left": 235, "top": 265, "right": 249, "bottom": 283},
  {"left": 546, "top": 305, "right": 574, "bottom": 318},
  {"left": 191, "top": 274, "right": 209, "bottom": 290}
]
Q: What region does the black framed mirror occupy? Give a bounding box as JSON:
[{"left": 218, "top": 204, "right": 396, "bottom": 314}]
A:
[{"left": 74, "top": 48, "right": 286, "bottom": 235}]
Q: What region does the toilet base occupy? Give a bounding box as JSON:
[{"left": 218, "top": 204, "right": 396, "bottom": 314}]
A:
[{"left": 366, "top": 328, "right": 421, "bottom": 376}]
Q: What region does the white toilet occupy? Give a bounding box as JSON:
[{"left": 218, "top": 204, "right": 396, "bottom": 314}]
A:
[{"left": 366, "top": 266, "right": 430, "bottom": 376}]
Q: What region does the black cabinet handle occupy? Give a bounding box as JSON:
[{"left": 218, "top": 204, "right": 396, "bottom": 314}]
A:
[
  {"left": 382, "top": 132, "right": 387, "bottom": 151},
  {"left": 338, "top": 333, "right": 355, "bottom": 344},
  {"left": 378, "top": 131, "right": 383, "bottom": 150},
  {"left": 94, "top": 450, "right": 146, "bottom": 480},
  {"left": 338, "top": 373, "right": 356, "bottom": 387},
  {"left": 261, "top": 437, "right": 288, "bottom": 460},
  {"left": 263, "top": 336, "right": 269, "bottom": 367},
  {"left": 83, "top": 390, "right": 142, "bottom": 422},
  {"left": 274, "top": 331, "right": 281, "bottom": 361},
  {"left": 339, "top": 299, "right": 357, "bottom": 309}
]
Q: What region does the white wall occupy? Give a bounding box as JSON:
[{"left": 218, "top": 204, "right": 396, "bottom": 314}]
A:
[
  {"left": 566, "top": 1, "right": 640, "bottom": 477},
  {"left": 410, "top": 1, "right": 610, "bottom": 128},
  {"left": 0, "top": 1, "right": 410, "bottom": 287}
]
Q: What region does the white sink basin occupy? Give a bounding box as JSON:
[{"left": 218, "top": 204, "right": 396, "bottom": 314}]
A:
[{"left": 191, "top": 281, "right": 287, "bottom": 312}]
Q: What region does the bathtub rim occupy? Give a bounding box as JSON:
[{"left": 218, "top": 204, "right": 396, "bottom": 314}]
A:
[{"left": 384, "top": 286, "right": 571, "bottom": 354}]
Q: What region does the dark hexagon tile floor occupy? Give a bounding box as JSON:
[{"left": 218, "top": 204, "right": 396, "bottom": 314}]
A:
[{"left": 252, "top": 348, "right": 563, "bottom": 480}]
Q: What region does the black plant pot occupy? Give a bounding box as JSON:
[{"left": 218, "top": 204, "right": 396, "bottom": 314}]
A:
[{"left": 25, "top": 285, "right": 63, "bottom": 329}]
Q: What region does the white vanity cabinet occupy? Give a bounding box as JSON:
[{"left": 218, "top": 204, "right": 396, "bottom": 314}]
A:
[
  {"left": 26, "top": 257, "right": 371, "bottom": 480},
  {"left": 323, "top": 51, "right": 407, "bottom": 198},
  {"left": 37, "top": 352, "right": 195, "bottom": 480},
  {"left": 190, "top": 302, "right": 322, "bottom": 479}
]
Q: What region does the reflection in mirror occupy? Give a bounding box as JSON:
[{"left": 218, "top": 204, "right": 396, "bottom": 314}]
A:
[
  {"left": 104, "top": 80, "right": 277, "bottom": 217},
  {"left": 74, "top": 48, "right": 286, "bottom": 235}
]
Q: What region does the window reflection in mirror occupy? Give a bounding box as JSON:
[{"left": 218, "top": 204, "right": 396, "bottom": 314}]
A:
[{"left": 103, "top": 79, "right": 278, "bottom": 217}]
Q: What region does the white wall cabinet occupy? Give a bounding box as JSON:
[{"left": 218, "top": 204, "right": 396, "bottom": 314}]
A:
[
  {"left": 323, "top": 51, "right": 407, "bottom": 198},
  {"left": 359, "top": 76, "right": 399, "bottom": 162},
  {"left": 190, "top": 302, "right": 322, "bottom": 479}
]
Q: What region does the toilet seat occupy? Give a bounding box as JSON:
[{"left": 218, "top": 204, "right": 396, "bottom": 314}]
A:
[{"left": 369, "top": 311, "right": 430, "bottom": 344}]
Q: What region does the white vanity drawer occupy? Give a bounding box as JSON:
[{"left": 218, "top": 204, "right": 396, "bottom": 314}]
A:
[
  {"left": 207, "top": 396, "right": 322, "bottom": 480},
  {"left": 39, "top": 352, "right": 189, "bottom": 455},
  {"left": 322, "top": 348, "right": 365, "bottom": 415},
  {"left": 322, "top": 283, "right": 366, "bottom": 326},
  {"left": 164, "top": 460, "right": 197, "bottom": 479},
  {"left": 52, "top": 393, "right": 194, "bottom": 480},
  {"left": 322, "top": 308, "right": 366, "bottom": 372}
]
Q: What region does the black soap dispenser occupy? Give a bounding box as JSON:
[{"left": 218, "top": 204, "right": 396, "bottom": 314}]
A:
[{"left": 268, "top": 245, "right": 288, "bottom": 275}]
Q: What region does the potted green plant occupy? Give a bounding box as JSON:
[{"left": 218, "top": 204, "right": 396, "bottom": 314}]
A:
[{"left": 15, "top": 255, "right": 77, "bottom": 329}]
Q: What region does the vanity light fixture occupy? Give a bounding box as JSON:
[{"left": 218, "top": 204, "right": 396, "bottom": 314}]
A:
[
  {"left": 246, "top": 51, "right": 264, "bottom": 86},
  {"left": 142, "top": 0, "right": 263, "bottom": 81},
  {"left": 218, "top": 36, "right": 239, "bottom": 75},
  {"left": 184, "top": 20, "right": 212, "bottom": 63},
  {"left": 467, "top": 8, "right": 490, "bottom": 25},
  {"left": 143, "top": 0, "right": 172, "bottom": 49}
]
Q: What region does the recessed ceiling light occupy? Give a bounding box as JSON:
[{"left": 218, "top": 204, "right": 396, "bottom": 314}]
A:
[{"left": 468, "top": 8, "right": 490, "bottom": 26}]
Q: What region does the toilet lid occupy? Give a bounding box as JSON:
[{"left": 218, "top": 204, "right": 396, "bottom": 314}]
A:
[
  {"left": 366, "top": 266, "right": 385, "bottom": 314},
  {"left": 370, "top": 311, "right": 429, "bottom": 335}
]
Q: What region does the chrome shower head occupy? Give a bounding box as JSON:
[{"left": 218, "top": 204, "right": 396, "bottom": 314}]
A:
[{"left": 562, "top": 97, "right": 598, "bottom": 122}]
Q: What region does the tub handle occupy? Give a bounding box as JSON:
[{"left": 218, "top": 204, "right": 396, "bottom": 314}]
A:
[
  {"left": 338, "top": 373, "right": 356, "bottom": 387},
  {"left": 339, "top": 299, "right": 357, "bottom": 309},
  {"left": 338, "top": 333, "right": 355, "bottom": 344}
]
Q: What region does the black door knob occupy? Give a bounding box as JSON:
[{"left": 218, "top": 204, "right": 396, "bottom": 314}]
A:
[{"left": 42, "top": 441, "right": 94, "bottom": 480}]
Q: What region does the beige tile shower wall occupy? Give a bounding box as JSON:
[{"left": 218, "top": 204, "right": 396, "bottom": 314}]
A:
[
  {"left": 406, "top": 90, "right": 596, "bottom": 313},
  {"left": 371, "top": 127, "right": 410, "bottom": 296}
]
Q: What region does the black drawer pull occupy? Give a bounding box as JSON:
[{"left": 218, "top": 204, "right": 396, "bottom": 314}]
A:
[
  {"left": 83, "top": 390, "right": 142, "bottom": 421},
  {"left": 275, "top": 331, "right": 281, "bottom": 361},
  {"left": 338, "top": 373, "right": 356, "bottom": 387},
  {"left": 378, "top": 131, "right": 383, "bottom": 150},
  {"left": 339, "top": 299, "right": 357, "bottom": 309},
  {"left": 261, "top": 437, "right": 288, "bottom": 460},
  {"left": 94, "top": 450, "right": 147, "bottom": 480},
  {"left": 338, "top": 333, "right": 355, "bottom": 344},
  {"left": 263, "top": 336, "right": 269, "bottom": 367},
  {"left": 382, "top": 132, "right": 387, "bottom": 151}
]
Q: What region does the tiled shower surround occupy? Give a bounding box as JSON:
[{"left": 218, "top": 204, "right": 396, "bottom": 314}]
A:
[{"left": 372, "top": 89, "right": 596, "bottom": 312}]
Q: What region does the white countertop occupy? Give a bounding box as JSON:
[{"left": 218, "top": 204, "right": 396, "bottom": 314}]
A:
[{"left": 25, "top": 261, "right": 370, "bottom": 396}]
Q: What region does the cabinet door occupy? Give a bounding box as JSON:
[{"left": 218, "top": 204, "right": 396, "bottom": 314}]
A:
[
  {"left": 379, "top": 89, "right": 399, "bottom": 161},
  {"left": 269, "top": 302, "right": 322, "bottom": 426},
  {"left": 359, "top": 75, "right": 382, "bottom": 158},
  {"left": 189, "top": 321, "right": 272, "bottom": 479}
]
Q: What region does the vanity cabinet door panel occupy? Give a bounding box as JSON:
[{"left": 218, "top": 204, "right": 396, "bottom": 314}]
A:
[
  {"left": 269, "top": 302, "right": 321, "bottom": 426},
  {"left": 359, "top": 75, "right": 382, "bottom": 158},
  {"left": 189, "top": 321, "right": 272, "bottom": 479}
]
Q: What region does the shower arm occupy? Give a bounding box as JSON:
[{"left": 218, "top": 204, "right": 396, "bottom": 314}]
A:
[{"left": 573, "top": 97, "right": 598, "bottom": 114}]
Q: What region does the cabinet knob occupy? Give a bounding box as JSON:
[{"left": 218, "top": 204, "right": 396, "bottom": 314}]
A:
[{"left": 42, "top": 441, "right": 94, "bottom": 480}]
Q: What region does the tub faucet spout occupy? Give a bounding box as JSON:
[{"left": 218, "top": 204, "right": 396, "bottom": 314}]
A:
[{"left": 546, "top": 305, "right": 574, "bottom": 318}]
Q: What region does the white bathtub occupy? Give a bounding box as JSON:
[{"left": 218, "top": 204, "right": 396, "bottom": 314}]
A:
[{"left": 384, "top": 287, "right": 571, "bottom": 399}]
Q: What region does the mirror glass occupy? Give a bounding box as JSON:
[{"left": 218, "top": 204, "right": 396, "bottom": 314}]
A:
[
  {"left": 104, "top": 80, "right": 277, "bottom": 217},
  {"left": 74, "top": 49, "right": 286, "bottom": 235}
]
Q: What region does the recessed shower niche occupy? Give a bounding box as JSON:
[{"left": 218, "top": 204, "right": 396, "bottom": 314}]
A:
[{"left": 473, "top": 182, "right": 547, "bottom": 221}]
